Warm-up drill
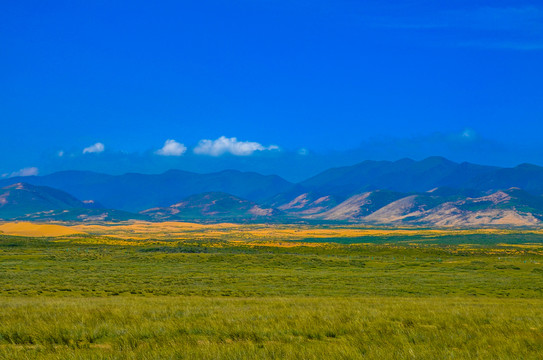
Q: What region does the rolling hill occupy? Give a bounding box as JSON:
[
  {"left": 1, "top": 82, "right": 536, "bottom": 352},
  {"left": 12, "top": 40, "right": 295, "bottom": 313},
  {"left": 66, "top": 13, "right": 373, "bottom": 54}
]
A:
[
  {"left": 316, "top": 188, "right": 543, "bottom": 227},
  {"left": 315, "top": 190, "right": 406, "bottom": 221},
  {"left": 0, "top": 182, "right": 144, "bottom": 222},
  {"left": 0, "top": 183, "right": 90, "bottom": 219},
  {"left": 141, "top": 192, "right": 282, "bottom": 222}
]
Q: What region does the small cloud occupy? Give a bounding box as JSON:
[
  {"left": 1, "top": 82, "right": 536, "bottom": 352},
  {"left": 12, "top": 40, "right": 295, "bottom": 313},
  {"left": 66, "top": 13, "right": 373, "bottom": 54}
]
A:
[
  {"left": 456, "top": 128, "right": 478, "bottom": 141},
  {"left": 298, "top": 148, "right": 309, "bottom": 156},
  {"left": 83, "top": 142, "right": 105, "bottom": 154},
  {"left": 3, "top": 167, "right": 39, "bottom": 178},
  {"left": 155, "top": 139, "right": 187, "bottom": 156},
  {"left": 57, "top": 150, "right": 64, "bottom": 157},
  {"left": 461, "top": 129, "right": 474, "bottom": 138},
  {"left": 194, "top": 136, "right": 279, "bottom": 156}
]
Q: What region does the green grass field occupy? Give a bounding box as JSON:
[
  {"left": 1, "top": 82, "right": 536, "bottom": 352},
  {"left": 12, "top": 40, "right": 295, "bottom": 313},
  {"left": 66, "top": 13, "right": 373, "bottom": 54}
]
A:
[
  {"left": 1, "top": 228, "right": 543, "bottom": 358},
  {"left": 2, "top": 296, "right": 542, "bottom": 359}
]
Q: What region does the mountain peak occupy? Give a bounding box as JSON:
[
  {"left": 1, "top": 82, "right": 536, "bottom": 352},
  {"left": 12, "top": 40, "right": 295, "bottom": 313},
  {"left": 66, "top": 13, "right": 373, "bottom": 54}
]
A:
[
  {"left": 394, "top": 158, "right": 416, "bottom": 165},
  {"left": 515, "top": 163, "right": 540, "bottom": 170},
  {"left": 420, "top": 156, "right": 456, "bottom": 166},
  {"left": 0, "top": 182, "right": 87, "bottom": 219}
]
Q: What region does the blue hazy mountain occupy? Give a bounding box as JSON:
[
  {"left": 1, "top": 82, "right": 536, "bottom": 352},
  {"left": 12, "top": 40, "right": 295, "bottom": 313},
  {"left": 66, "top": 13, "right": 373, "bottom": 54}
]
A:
[
  {"left": 300, "top": 157, "right": 500, "bottom": 197},
  {"left": 0, "top": 182, "right": 144, "bottom": 221},
  {"left": 0, "top": 183, "right": 89, "bottom": 219},
  {"left": 0, "top": 169, "right": 294, "bottom": 212},
  {"left": 3, "top": 157, "right": 543, "bottom": 226}
]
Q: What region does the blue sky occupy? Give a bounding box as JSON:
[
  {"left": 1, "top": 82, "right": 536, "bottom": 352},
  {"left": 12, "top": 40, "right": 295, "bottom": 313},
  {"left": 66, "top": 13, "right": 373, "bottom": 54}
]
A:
[{"left": 1, "top": 1, "right": 542, "bottom": 180}]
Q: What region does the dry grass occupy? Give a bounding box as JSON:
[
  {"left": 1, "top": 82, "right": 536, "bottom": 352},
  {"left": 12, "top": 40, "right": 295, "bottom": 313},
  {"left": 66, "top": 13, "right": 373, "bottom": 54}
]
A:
[
  {"left": 2, "top": 221, "right": 542, "bottom": 244},
  {"left": 0, "top": 222, "right": 84, "bottom": 237}
]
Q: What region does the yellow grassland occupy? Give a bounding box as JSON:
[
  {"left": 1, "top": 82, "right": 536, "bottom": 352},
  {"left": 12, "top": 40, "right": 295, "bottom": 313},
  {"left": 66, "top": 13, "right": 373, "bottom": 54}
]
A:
[
  {"left": 69, "top": 222, "right": 543, "bottom": 242},
  {"left": 2, "top": 221, "right": 543, "bottom": 250},
  {"left": 0, "top": 222, "right": 85, "bottom": 237}
]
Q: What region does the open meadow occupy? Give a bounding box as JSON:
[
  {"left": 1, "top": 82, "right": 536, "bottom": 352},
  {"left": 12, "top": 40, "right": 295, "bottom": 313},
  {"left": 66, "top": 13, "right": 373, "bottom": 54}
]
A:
[{"left": 1, "top": 222, "right": 543, "bottom": 359}]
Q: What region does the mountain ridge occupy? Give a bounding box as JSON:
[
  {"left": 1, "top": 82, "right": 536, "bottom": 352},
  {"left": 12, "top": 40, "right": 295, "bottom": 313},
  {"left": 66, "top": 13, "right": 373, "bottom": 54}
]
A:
[
  {"left": 0, "top": 169, "right": 294, "bottom": 212},
  {"left": 3, "top": 157, "right": 543, "bottom": 226}
]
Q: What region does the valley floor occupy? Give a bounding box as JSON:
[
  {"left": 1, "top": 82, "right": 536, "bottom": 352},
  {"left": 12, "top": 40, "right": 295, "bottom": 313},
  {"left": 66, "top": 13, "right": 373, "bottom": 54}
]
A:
[{"left": 1, "top": 224, "right": 543, "bottom": 358}]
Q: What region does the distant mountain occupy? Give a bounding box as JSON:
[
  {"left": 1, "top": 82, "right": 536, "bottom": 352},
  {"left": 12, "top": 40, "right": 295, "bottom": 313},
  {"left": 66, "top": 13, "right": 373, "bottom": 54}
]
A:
[
  {"left": 0, "top": 182, "right": 143, "bottom": 222},
  {"left": 141, "top": 192, "right": 282, "bottom": 222},
  {"left": 3, "top": 157, "right": 543, "bottom": 226},
  {"left": 14, "top": 208, "right": 147, "bottom": 222},
  {"left": 315, "top": 190, "right": 406, "bottom": 221},
  {"left": 298, "top": 157, "right": 543, "bottom": 198},
  {"left": 317, "top": 188, "right": 543, "bottom": 227},
  {"left": 464, "top": 164, "right": 543, "bottom": 195},
  {"left": 299, "top": 157, "right": 499, "bottom": 197},
  {"left": 265, "top": 186, "right": 341, "bottom": 216},
  {"left": 410, "top": 188, "right": 543, "bottom": 227},
  {"left": 362, "top": 194, "right": 451, "bottom": 223},
  {"left": 0, "top": 169, "right": 294, "bottom": 212},
  {"left": 0, "top": 183, "right": 90, "bottom": 219}
]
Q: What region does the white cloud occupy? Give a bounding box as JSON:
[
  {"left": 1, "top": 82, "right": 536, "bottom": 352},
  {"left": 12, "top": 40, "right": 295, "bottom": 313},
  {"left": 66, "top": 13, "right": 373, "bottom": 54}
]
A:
[
  {"left": 461, "top": 129, "right": 476, "bottom": 139},
  {"left": 155, "top": 139, "right": 187, "bottom": 156},
  {"left": 57, "top": 150, "right": 64, "bottom": 157},
  {"left": 453, "top": 128, "right": 478, "bottom": 142},
  {"left": 3, "top": 167, "right": 39, "bottom": 178},
  {"left": 193, "top": 136, "right": 279, "bottom": 156},
  {"left": 83, "top": 142, "right": 105, "bottom": 154}
]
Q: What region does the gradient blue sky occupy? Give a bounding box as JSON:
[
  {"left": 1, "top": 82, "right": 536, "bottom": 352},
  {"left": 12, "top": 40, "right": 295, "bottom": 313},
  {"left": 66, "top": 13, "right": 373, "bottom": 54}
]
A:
[{"left": 1, "top": 1, "right": 542, "bottom": 180}]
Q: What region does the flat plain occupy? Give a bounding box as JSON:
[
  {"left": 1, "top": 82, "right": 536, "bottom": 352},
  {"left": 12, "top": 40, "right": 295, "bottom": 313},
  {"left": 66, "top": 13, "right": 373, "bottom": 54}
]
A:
[{"left": 1, "top": 221, "right": 543, "bottom": 359}]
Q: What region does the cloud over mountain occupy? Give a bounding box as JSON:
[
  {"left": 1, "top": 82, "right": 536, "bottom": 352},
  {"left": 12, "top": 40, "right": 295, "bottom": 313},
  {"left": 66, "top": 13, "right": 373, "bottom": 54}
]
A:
[
  {"left": 2, "top": 167, "right": 39, "bottom": 178},
  {"left": 83, "top": 143, "right": 105, "bottom": 154},
  {"left": 155, "top": 139, "right": 187, "bottom": 156},
  {"left": 194, "top": 136, "right": 279, "bottom": 156}
]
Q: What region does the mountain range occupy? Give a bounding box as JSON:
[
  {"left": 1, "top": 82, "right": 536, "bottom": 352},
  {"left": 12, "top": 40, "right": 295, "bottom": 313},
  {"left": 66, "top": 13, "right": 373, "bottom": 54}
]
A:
[{"left": 2, "top": 156, "right": 543, "bottom": 226}]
